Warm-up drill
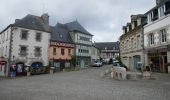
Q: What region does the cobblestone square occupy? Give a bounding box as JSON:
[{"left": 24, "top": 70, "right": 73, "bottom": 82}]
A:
[{"left": 0, "top": 65, "right": 170, "bottom": 100}]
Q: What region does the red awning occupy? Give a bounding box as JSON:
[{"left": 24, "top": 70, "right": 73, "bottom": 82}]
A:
[{"left": 0, "top": 61, "right": 7, "bottom": 65}]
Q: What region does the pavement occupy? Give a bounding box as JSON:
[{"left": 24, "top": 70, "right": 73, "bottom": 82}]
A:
[{"left": 0, "top": 65, "right": 170, "bottom": 100}]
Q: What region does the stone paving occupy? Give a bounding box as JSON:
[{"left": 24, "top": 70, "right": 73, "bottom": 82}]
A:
[{"left": 0, "top": 65, "right": 170, "bottom": 100}]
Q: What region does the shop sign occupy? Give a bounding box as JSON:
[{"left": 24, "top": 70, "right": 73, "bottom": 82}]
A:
[{"left": 0, "top": 61, "right": 7, "bottom": 65}]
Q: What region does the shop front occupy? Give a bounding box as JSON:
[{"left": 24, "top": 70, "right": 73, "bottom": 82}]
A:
[
  {"left": 16, "top": 62, "right": 26, "bottom": 76},
  {"left": 51, "top": 60, "right": 71, "bottom": 71},
  {"left": 147, "top": 46, "right": 167, "bottom": 73},
  {"left": 0, "top": 58, "right": 7, "bottom": 76}
]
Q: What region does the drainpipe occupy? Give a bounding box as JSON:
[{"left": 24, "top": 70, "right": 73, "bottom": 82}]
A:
[
  {"left": 7, "top": 26, "right": 14, "bottom": 76},
  {"left": 142, "top": 27, "right": 145, "bottom": 70}
]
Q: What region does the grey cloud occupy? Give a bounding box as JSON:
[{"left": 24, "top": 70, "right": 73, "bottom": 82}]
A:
[{"left": 0, "top": 0, "right": 155, "bottom": 42}]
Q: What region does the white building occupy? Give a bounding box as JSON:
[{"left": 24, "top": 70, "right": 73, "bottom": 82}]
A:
[
  {"left": 67, "top": 21, "right": 93, "bottom": 68},
  {"left": 0, "top": 14, "right": 51, "bottom": 76},
  {"left": 144, "top": 0, "right": 170, "bottom": 73}
]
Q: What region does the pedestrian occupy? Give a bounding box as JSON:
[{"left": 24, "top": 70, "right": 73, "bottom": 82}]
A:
[{"left": 10, "top": 65, "right": 16, "bottom": 77}]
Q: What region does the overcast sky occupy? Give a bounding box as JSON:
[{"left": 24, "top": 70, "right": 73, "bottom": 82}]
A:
[{"left": 0, "top": 0, "right": 155, "bottom": 42}]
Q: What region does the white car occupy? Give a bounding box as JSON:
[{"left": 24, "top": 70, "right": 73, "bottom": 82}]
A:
[{"left": 92, "top": 61, "right": 102, "bottom": 67}]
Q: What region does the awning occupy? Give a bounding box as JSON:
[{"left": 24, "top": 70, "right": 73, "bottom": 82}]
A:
[{"left": 0, "top": 60, "right": 7, "bottom": 65}]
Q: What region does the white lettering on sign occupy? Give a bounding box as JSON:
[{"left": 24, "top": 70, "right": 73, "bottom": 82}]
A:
[{"left": 50, "top": 42, "right": 74, "bottom": 48}]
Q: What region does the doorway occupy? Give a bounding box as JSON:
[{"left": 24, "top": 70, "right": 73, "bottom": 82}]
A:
[
  {"left": 80, "top": 60, "right": 85, "bottom": 68},
  {"left": 16, "top": 63, "right": 25, "bottom": 76}
]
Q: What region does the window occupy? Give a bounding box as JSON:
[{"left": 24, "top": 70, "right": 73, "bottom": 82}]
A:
[
  {"left": 36, "top": 32, "right": 42, "bottom": 41},
  {"left": 61, "top": 48, "right": 64, "bottom": 55},
  {"left": 79, "top": 36, "right": 90, "bottom": 41},
  {"left": 5, "top": 46, "right": 7, "bottom": 57},
  {"left": 149, "top": 33, "right": 154, "bottom": 45},
  {"left": 152, "top": 9, "right": 158, "bottom": 21},
  {"left": 34, "top": 47, "right": 41, "bottom": 57},
  {"left": 129, "top": 25, "right": 132, "bottom": 31},
  {"left": 165, "top": 1, "right": 170, "bottom": 15},
  {"left": 19, "top": 46, "right": 27, "bottom": 56},
  {"left": 21, "top": 30, "right": 28, "bottom": 40},
  {"left": 160, "top": 29, "right": 166, "bottom": 43},
  {"left": 131, "top": 38, "right": 134, "bottom": 49},
  {"left": 134, "top": 21, "right": 137, "bottom": 27},
  {"left": 53, "top": 48, "right": 57, "bottom": 55},
  {"left": 68, "top": 49, "right": 71, "bottom": 55},
  {"left": 137, "top": 36, "right": 140, "bottom": 48}
]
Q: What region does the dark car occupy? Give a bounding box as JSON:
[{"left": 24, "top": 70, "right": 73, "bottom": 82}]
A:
[{"left": 112, "top": 61, "right": 128, "bottom": 70}]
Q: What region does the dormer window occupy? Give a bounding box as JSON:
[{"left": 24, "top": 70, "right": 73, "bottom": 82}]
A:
[
  {"left": 152, "top": 9, "right": 158, "bottom": 21},
  {"left": 165, "top": 1, "right": 170, "bottom": 15},
  {"left": 129, "top": 25, "right": 132, "bottom": 31},
  {"left": 134, "top": 21, "right": 137, "bottom": 27},
  {"left": 124, "top": 28, "right": 127, "bottom": 33}
]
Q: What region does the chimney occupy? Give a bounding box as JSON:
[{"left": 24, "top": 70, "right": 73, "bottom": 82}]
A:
[
  {"left": 156, "top": 0, "right": 164, "bottom": 5},
  {"left": 15, "top": 19, "right": 20, "bottom": 23},
  {"left": 41, "top": 13, "right": 49, "bottom": 25}
]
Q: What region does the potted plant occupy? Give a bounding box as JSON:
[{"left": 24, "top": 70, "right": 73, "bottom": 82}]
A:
[
  {"left": 25, "top": 66, "right": 30, "bottom": 76},
  {"left": 50, "top": 67, "right": 55, "bottom": 74}
]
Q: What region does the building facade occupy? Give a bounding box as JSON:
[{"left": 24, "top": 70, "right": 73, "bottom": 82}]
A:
[
  {"left": 95, "top": 42, "right": 119, "bottom": 63},
  {"left": 120, "top": 15, "right": 146, "bottom": 70},
  {"left": 91, "top": 44, "right": 100, "bottom": 62},
  {"left": 144, "top": 0, "right": 170, "bottom": 73},
  {"left": 49, "top": 23, "right": 75, "bottom": 71},
  {"left": 0, "top": 13, "right": 51, "bottom": 76},
  {"left": 67, "top": 21, "right": 93, "bottom": 68}
]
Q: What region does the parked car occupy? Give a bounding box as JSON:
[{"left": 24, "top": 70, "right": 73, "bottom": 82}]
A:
[{"left": 92, "top": 61, "right": 102, "bottom": 67}]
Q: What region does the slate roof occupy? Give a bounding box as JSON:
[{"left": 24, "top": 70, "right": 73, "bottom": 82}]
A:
[
  {"left": 50, "top": 23, "right": 74, "bottom": 43},
  {"left": 95, "top": 42, "right": 119, "bottom": 50},
  {"left": 145, "top": 0, "right": 170, "bottom": 14},
  {"left": 13, "top": 14, "right": 51, "bottom": 33},
  {"left": 65, "top": 21, "right": 93, "bottom": 36}
]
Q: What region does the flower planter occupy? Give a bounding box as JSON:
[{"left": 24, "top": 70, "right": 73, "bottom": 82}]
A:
[
  {"left": 27, "top": 72, "right": 31, "bottom": 76},
  {"left": 168, "top": 66, "right": 170, "bottom": 74}
]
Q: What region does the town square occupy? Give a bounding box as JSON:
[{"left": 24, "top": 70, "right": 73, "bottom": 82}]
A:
[{"left": 0, "top": 0, "right": 170, "bottom": 100}]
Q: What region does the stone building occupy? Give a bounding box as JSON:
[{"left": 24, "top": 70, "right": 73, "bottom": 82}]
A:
[
  {"left": 144, "top": 0, "right": 170, "bottom": 73},
  {"left": 0, "top": 13, "right": 51, "bottom": 76},
  {"left": 120, "top": 15, "right": 146, "bottom": 70}
]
